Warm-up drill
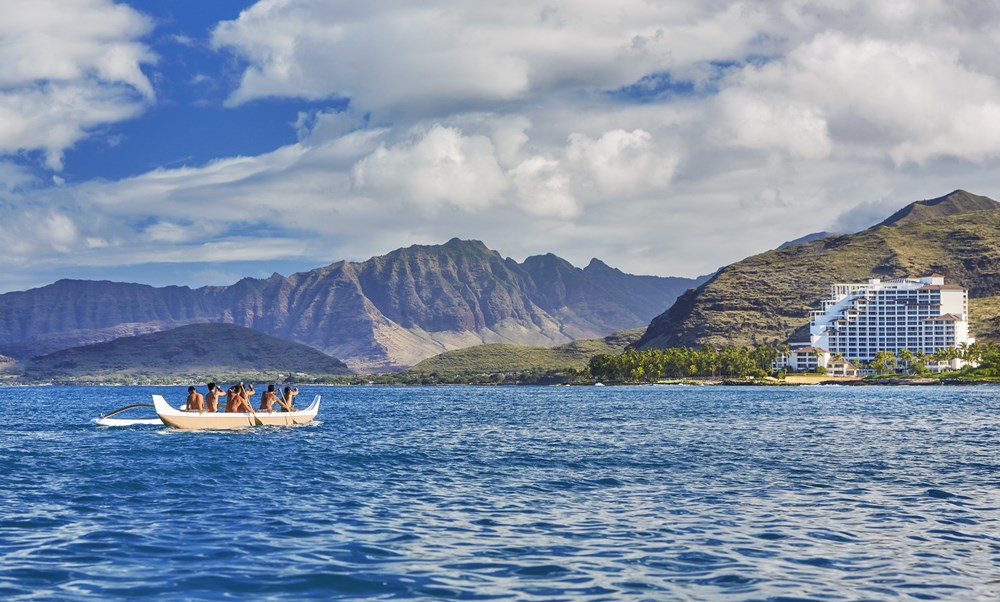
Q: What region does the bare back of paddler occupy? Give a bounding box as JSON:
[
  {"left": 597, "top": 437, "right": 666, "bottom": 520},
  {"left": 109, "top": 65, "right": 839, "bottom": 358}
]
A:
[
  {"left": 229, "top": 383, "right": 254, "bottom": 413},
  {"left": 283, "top": 386, "right": 300, "bottom": 411},
  {"left": 225, "top": 384, "right": 239, "bottom": 413},
  {"left": 186, "top": 386, "right": 204, "bottom": 412},
  {"left": 259, "top": 384, "right": 278, "bottom": 412},
  {"left": 205, "top": 383, "right": 223, "bottom": 412}
]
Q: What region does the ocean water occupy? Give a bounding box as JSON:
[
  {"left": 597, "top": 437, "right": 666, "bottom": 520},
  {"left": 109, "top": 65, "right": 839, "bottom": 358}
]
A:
[{"left": 1, "top": 385, "right": 999, "bottom": 601}]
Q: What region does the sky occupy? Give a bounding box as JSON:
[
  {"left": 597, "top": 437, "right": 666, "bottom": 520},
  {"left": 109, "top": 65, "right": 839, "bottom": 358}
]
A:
[{"left": 2, "top": 0, "right": 1000, "bottom": 292}]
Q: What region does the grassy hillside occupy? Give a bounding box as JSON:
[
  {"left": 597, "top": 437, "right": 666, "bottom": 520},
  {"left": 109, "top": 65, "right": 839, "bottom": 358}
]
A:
[
  {"left": 23, "top": 323, "right": 352, "bottom": 380},
  {"left": 638, "top": 193, "right": 1000, "bottom": 349},
  {"left": 409, "top": 329, "right": 644, "bottom": 374}
]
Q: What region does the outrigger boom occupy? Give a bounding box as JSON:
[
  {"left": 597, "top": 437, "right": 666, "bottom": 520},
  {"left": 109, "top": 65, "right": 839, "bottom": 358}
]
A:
[{"left": 95, "top": 403, "right": 162, "bottom": 426}]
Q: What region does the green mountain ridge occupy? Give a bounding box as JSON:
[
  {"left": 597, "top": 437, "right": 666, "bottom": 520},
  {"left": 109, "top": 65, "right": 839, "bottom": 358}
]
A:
[
  {"left": 636, "top": 190, "right": 1000, "bottom": 350},
  {"left": 408, "top": 329, "right": 644, "bottom": 375},
  {"left": 23, "top": 323, "right": 352, "bottom": 380}
]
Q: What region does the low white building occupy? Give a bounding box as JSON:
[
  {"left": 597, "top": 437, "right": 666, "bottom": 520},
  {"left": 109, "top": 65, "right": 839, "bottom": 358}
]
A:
[
  {"left": 827, "top": 358, "right": 861, "bottom": 377},
  {"left": 784, "top": 346, "right": 830, "bottom": 372}
]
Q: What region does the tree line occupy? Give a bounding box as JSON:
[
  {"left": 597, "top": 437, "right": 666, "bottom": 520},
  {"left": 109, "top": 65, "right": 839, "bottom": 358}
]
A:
[
  {"left": 588, "top": 342, "right": 1000, "bottom": 383},
  {"left": 588, "top": 346, "right": 783, "bottom": 382}
]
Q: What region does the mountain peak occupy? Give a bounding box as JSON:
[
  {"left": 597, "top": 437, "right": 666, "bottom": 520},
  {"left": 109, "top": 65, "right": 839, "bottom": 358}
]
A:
[
  {"left": 879, "top": 189, "right": 999, "bottom": 228},
  {"left": 443, "top": 237, "right": 489, "bottom": 251}
]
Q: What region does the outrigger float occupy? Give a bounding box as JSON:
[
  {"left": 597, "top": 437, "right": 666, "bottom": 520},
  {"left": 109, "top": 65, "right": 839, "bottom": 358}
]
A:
[{"left": 152, "top": 394, "right": 321, "bottom": 429}]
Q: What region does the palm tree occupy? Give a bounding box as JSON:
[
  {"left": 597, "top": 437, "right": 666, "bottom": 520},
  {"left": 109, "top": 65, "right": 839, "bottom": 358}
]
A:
[
  {"left": 871, "top": 350, "right": 897, "bottom": 375},
  {"left": 896, "top": 348, "right": 914, "bottom": 375}
]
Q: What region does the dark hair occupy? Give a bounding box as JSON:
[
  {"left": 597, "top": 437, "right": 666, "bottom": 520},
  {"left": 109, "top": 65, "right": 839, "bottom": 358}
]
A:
[
  {"left": 188, "top": 386, "right": 195, "bottom": 393},
  {"left": 268, "top": 384, "right": 275, "bottom": 392},
  {"left": 284, "top": 386, "right": 291, "bottom": 394},
  {"left": 207, "top": 382, "right": 216, "bottom": 390}
]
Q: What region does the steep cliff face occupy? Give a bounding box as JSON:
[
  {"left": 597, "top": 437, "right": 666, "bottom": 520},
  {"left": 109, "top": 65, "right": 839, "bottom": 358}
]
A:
[
  {"left": 636, "top": 191, "right": 1000, "bottom": 350},
  {"left": 0, "top": 239, "right": 701, "bottom": 372}
]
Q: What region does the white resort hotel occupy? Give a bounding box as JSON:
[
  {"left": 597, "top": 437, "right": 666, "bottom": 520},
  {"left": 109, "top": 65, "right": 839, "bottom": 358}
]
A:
[{"left": 778, "top": 275, "right": 975, "bottom": 374}]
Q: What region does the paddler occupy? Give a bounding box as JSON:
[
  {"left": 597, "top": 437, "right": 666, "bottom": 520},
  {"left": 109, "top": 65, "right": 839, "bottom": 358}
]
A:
[
  {"left": 185, "top": 386, "right": 204, "bottom": 412},
  {"left": 229, "top": 382, "right": 255, "bottom": 413},
  {"left": 205, "top": 382, "right": 223, "bottom": 412},
  {"left": 259, "top": 384, "right": 279, "bottom": 412},
  {"left": 281, "top": 386, "right": 299, "bottom": 411}
]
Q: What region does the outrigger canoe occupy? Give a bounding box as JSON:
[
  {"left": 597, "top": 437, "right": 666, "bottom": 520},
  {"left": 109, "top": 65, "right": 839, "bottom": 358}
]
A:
[{"left": 152, "top": 394, "right": 321, "bottom": 429}]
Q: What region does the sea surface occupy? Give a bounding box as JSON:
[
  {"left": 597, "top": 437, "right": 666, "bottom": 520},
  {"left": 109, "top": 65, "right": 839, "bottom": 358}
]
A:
[{"left": 1, "top": 385, "right": 999, "bottom": 600}]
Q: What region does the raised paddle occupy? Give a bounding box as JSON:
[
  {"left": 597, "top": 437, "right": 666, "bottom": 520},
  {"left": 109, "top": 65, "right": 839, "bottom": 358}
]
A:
[
  {"left": 276, "top": 390, "right": 298, "bottom": 425},
  {"left": 276, "top": 390, "right": 293, "bottom": 412},
  {"left": 239, "top": 383, "right": 264, "bottom": 426}
]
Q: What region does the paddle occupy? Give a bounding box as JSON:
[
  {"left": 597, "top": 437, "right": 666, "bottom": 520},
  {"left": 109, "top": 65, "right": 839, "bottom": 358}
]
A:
[
  {"left": 240, "top": 383, "right": 264, "bottom": 426},
  {"left": 276, "top": 390, "right": 293, "bottom": 412},
  {"left": 276, "top": 390, "right": 298, "bottom": 425}
]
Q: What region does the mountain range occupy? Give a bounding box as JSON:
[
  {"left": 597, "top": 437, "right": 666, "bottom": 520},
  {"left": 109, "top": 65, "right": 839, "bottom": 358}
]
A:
[
  {"left": 0, "top": 239, "right": 705, "bottom": 372},
  {"left": 636, "top": 190, "right": 1000, "bottom": 350}
]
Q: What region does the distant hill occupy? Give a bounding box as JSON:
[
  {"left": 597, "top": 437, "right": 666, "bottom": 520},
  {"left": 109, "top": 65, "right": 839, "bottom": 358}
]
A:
[
  {"left": 409, "top": 329, "right": 644, "bottom": 375},
  {"left": 636, "top": 190, "right": 1000, "bottom": 349},
  {"left": 23, "top": 323, "right": 351, "bottom": 379},
  {"left": 0, "top": 239, "right": 705, "bottom": 372}
]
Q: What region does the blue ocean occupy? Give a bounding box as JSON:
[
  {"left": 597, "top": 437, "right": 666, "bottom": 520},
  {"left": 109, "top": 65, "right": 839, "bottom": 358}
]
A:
[{"left": 1, "top": 385, "right": 999, "bottom": 600}]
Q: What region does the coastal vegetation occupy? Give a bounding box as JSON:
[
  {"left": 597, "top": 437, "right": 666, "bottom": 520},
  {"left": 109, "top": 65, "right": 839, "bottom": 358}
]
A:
[
  {"left": 586, "top": 341, "right": 1000, "bottom": 384},
  {"left": 589, "top": 346, "right": 782, "bottom": 382}
]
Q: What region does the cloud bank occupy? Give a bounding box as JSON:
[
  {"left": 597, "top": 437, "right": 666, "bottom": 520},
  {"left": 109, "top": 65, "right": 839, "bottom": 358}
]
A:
[{"left": 2, "top": 0, "right": 1000, "bottom": 290}]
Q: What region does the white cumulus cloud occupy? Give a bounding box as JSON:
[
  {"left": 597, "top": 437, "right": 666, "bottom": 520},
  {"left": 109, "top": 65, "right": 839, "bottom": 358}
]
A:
[
  {"left": 0, "top": 0, "right": 154, "bottom": 170},
  {"left": 509, "top": 156, "right": 577, "bottom": 218},
  {"left": 211, "top": 1, "right": 771, "bottom": 116},
  {"left": 566, "top": 129, "right": 678, "bottom": 197},
  {"left": 351, "top": 125, "right": 509, "bottom": 212}
]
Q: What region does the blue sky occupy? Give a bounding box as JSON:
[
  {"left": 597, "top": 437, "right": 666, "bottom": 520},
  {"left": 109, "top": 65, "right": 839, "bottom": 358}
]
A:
[
  {"left": 60, "top": 1, "right": 332, "bottom": 182},
  {"left": 2, "top": 1, "right": 1000, "bottom": 293}
]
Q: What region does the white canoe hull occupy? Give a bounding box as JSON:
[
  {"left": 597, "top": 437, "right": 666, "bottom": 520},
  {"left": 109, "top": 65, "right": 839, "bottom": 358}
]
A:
[{"left": 152, "top": 394, "right": 321, "bottom": 429}]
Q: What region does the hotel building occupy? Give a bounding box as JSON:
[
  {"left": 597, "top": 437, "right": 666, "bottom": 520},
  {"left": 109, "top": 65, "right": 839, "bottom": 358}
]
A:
[{"left": 804, "top": 275, "right": 974, "bottom": 371}]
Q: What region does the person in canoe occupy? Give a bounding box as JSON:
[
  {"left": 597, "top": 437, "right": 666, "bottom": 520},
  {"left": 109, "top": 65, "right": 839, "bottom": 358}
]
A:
[
  {"left": 205, "top": 382, "right": 223, "bottom": 413},
  {"left": 259, "top": 384, "right": 279, "bottom": 412},
  {"left": 186, "top": 386, "right": 204, "bottom": 412},
  {"left": 227, "top": 382, "right": 255, "bottom": 413},
  {"left": 281, "top": 386, "right": 299, "bottom": 412},
  {"left": 225, "top": 384, "right": 238, "bottom": 413}
]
